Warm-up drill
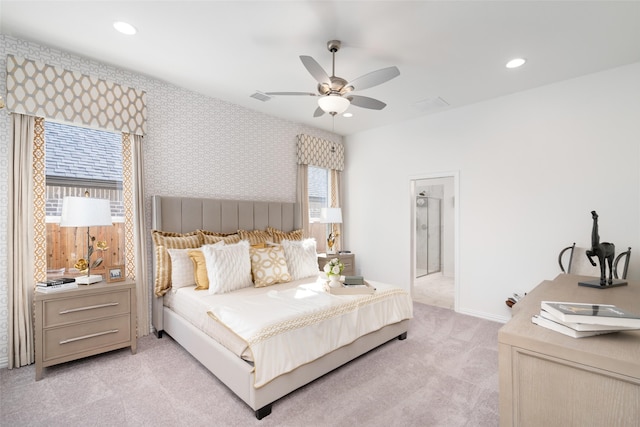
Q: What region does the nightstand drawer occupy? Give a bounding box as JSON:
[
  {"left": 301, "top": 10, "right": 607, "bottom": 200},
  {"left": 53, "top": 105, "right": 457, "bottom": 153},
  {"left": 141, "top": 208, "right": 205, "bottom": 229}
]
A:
[
  {"left": 43, "top": 314, "right": 131, "bottom": 361},
  {"left": 43, "top": 290, "right": 131, "bottom": 328}
]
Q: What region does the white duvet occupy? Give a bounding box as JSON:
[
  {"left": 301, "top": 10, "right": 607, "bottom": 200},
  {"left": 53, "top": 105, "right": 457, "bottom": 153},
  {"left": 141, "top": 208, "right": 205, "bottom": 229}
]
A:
[{"left": 206, "top": 276, "right": 413, "bottom": 388}]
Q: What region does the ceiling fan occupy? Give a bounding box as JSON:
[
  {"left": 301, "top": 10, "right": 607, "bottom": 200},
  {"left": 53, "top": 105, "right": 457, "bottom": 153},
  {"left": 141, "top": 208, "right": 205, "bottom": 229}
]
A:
[{"left": 264, "top": 40, "right": 400, "bottom": 117}]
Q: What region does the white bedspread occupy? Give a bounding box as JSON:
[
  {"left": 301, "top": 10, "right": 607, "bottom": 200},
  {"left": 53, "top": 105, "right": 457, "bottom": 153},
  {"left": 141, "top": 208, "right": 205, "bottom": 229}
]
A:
[{"left": 207, "top": 276, "right": 413, "bottom": 388}]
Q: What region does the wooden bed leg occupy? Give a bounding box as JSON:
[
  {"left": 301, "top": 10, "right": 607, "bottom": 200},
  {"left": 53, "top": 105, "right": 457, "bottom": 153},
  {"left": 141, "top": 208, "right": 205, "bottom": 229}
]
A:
[
  {"left": 154, "top": 329, "right": 163, "bottom": 339},
  {"left": 255, "top": 404, "right": 272, "bottom": 420},
  {"left": 398, "top": 332, "right": 407, "bottom": 340}
]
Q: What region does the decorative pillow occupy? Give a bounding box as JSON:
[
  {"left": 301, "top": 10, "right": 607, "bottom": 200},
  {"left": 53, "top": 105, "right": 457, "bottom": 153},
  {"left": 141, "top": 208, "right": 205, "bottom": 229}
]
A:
[
  {"left": 188, "top": 249, "right": 209, "bottom": 290},
  {"left": 167, "top": 248, "right": 196, "bottom": 289},
  {"left": 281, "top": 238, "right": 319, "bottom": 280},
  {"left": 188, "top": 241, "right": 224, "bottom": 291},
  {"left": 250, "top": 245, "right": 292, "bottom": 287},
  {"left": 202, "top": 240, "right": 253, "bottom": 294},
  {"left": 238, "top": 229, "right": 272, "bottom": 246},
  {"left": 267, "top": 227, "right": 305, "bottom": 244},
  {"left": 198, "top": 229, "right": 241, "bottom": 245},
  {"left": 152, "top": 230, "right": 201, "bottom": 296}
]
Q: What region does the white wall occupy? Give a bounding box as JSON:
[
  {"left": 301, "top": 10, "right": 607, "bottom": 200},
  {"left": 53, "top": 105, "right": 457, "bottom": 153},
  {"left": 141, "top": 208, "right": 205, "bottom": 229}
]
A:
[{"left": 344, "top": 62, "right": 640, "bottom": 322}]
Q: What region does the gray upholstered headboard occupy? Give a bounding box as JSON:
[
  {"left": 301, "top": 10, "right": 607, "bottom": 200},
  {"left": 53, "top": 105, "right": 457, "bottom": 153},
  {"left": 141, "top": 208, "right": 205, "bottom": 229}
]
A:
[
  {"left": 151, "top": 195, "right": 300, "bottom": 334},
  {"left": 151, "top": 196, "right": 300, "bottom": 234}
]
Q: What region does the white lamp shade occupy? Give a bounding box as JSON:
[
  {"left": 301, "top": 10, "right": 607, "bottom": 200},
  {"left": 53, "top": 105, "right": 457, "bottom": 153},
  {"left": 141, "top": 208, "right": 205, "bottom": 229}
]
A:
[
  {"left": 318, "top": 95, "right": 350, "bottom": 114},
  {"left": 59, "top": 196, "right": 113, "bottom": 227},
  {"left": 320, "top": 207, "right": 343, "bottom": 224}
]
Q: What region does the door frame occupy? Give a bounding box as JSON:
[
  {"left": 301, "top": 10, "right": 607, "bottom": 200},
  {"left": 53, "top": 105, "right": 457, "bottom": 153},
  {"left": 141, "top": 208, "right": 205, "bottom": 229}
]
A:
[{"left": 409, "top": 171, "right": 459, "bottom": 310}]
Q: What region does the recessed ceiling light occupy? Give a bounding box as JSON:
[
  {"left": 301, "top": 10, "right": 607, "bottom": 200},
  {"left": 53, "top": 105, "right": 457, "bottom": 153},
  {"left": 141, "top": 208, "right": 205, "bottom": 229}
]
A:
[
  {"left": 343, "top": 112, "right": 353, "bottom": 118},
  {"left": 506, "top": 58, "right": 526, "bottom": 69},
  {"left": 113, "top": 21, "right": 137, "bottom": 35}
]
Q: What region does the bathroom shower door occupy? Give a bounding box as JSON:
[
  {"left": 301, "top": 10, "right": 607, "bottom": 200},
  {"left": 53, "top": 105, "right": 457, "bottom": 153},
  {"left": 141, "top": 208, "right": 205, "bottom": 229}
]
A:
[{"left": 416, "top": 197, "right": 441, "bottom": 277}]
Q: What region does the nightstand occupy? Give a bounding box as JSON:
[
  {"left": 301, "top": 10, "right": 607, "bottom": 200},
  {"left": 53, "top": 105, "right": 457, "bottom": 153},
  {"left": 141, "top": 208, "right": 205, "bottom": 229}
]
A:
[
  {"left": 318, "top": 253, "right": 356, "bottom": 276},
  {"left": 34, "top": 279, "right": 137, "bottom": 380}
]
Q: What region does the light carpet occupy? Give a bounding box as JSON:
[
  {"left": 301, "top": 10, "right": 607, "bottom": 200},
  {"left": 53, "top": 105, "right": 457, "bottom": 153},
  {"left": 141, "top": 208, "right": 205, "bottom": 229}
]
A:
[{"left": 0, "top": 303, "right": 501, "bottom": 426}]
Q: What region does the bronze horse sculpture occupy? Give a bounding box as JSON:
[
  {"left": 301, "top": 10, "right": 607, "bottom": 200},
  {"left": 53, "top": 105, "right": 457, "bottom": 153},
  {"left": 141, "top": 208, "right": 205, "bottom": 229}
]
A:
[{"left": 585, "top": 211, "right": 615, "bottom": 285}]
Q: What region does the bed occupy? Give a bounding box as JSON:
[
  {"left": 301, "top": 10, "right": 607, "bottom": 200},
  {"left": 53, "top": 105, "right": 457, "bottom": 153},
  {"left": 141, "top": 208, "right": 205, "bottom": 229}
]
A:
[{"left": 151, "top": 196, "right": 412, "bottom": 419}]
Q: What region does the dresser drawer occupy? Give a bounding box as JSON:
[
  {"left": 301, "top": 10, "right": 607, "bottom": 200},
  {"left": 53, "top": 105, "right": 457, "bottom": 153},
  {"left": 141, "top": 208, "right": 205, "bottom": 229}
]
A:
[
  {"left": 43, "top": 289, "right": 131, "bottom": 328},
  {"left": 43, "top": 314, "right": 131, "bottom": 361}
]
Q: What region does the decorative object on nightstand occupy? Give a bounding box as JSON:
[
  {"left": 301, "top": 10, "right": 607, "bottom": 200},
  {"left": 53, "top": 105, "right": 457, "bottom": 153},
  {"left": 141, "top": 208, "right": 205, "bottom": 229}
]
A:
[
  {"left": 59, "top": 192, "right": 113, "bottom": 285},
  {"left": 318, "top": 252, "right": 355, "bottom": 276},
  {"left": 106, "top": 265, "right": 125, "bottom": 283},
  {"left": 323, "top": 257, "right": 344, "bottom": 287},
  {"left": 320, "top": 207, "right": 342, "bottom": 254}
]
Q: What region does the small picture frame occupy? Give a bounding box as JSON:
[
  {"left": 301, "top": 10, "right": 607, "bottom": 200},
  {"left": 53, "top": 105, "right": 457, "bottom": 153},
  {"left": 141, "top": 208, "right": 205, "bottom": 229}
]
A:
[{"left": 106, "top": 265, "right": 125, "bottom": 283}]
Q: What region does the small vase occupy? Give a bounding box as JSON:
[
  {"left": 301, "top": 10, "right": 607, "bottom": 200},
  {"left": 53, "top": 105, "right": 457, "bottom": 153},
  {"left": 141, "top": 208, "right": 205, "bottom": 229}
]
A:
[{"left": 329, "top": 276, "right": 342, "bottom": 288}]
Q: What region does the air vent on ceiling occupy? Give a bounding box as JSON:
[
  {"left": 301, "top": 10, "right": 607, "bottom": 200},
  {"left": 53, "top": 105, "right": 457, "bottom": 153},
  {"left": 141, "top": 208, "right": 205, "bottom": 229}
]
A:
[
  {"left": 250, "top": 91, "right": 272, "bottom": 102},
  {"left": 414, "top": 97, "right": 449, "bottom": 112}
]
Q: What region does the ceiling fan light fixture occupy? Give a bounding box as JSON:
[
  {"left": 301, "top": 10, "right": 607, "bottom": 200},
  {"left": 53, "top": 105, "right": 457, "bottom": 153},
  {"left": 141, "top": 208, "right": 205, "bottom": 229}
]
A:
[{"left": 318, "top": 95, "right": 350, "bottom": 115}]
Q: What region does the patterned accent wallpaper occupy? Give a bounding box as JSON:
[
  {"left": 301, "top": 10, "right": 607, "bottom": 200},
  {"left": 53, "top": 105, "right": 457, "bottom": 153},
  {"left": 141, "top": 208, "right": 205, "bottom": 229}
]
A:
[{"left": 0, "top": 35, "right": 342, "bottom": 367}]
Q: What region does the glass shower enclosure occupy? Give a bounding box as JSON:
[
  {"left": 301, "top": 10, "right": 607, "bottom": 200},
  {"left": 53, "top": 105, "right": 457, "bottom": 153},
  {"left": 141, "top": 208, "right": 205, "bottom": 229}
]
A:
[{"left": 415, "top": 195, "right": 442, "bottom": 278}]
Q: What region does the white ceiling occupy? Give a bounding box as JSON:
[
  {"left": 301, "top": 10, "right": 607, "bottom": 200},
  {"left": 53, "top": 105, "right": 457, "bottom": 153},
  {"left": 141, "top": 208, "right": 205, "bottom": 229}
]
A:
[{"left": 2, "top": 1, "right": 640, "bottom": 136}]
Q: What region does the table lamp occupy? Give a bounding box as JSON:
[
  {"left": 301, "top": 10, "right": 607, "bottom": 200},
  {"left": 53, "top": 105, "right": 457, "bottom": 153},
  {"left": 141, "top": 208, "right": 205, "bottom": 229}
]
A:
[
  {"left": 320, "top": 207, "right": 342, "bottom": 254},
  {"left": 59, "top": 194, "right": 113, "bottom": 284}
]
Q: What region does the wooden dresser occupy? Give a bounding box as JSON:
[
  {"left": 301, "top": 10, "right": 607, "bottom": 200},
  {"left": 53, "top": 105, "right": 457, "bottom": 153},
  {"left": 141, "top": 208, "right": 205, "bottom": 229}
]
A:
[
  {"left": 499, "top": 274, "right": 640, "bottom": 426},
  {"left": 317, "top": 252, "right": 356, "bottom": 276},
  {"left": 35, "top": 279, "right": 137, "bottom": 380}
]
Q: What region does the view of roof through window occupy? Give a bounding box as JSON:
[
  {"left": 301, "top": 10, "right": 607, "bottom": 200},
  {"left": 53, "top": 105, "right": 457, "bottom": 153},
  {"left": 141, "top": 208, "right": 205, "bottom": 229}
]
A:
[{"left": 44, "top": 121, "right": 123, "bottom": 218}]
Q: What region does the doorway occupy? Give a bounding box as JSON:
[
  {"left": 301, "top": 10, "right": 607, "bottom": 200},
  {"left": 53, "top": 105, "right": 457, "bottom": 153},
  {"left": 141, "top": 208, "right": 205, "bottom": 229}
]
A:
[{"left": 410, "top": 173, "right": 458, "bottom": 310}]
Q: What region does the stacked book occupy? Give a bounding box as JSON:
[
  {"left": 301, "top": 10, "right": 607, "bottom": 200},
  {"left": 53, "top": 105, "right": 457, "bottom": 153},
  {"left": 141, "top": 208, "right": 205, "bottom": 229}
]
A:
[
  {"left": 532, "top": 301, "right": 640, "bottom": 338},
  {"left": 36, "top": 278, "right": 78, "bottom": 293}
]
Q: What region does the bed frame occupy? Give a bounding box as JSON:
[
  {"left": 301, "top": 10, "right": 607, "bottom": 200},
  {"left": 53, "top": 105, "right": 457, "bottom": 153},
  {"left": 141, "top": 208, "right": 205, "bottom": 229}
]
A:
[{"left": 151, "top": 196, "right": 409, "bottom": 419}]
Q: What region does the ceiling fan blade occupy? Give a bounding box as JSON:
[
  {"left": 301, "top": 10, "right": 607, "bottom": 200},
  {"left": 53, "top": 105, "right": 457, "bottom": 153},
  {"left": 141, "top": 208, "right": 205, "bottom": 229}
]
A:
[
  {"left": 347, "top": 95, "right": 387, "bottom": 110},
  {"left": 313, "top": 106, "right": 325, "bottom": 117},
  {"left": 345, "top": 66, "right": 400, "bottom": 92},
  {"left": 265, "top": 92, "right": 318, "bottom": 96},
  {"left": 300, "top": 55, "right": 331, "bottom": 85}
]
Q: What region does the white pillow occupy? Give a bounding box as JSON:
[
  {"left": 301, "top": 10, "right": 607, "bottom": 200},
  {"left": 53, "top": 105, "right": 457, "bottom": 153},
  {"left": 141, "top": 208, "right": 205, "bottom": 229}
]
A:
[
  {"left": 281, "top": 238, "right": 319, "bottom": 280},
  {"left": 202, "top": 240, "right": 253, "bottom": 294},
  {"left": 167, "top": 248, "right": 196, "bottom": 289}
]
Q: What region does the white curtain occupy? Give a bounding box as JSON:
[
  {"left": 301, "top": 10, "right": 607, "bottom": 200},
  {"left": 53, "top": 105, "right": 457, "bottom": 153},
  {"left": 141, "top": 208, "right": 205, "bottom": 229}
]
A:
[
  {"left": 296, "top": 164, "right": 310, "bottom": 235},
  {"left": 122, "top": 133, "right": 149, "bottom": 336},
  {"left": 7, "top": 114, "right": 36, "bottom": 368},
  {"left": 330, "top": 169, "right": 343, "bottom": 250}
]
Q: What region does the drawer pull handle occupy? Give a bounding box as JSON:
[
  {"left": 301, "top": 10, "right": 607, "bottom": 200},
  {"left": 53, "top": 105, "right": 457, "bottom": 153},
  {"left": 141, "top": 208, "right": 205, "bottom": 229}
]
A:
[
  {"left": 59, "top": 302, "right": 119, "bottom": 314},
  {"left": 59, "top": 329, "right": 119, "bottom": 344}
]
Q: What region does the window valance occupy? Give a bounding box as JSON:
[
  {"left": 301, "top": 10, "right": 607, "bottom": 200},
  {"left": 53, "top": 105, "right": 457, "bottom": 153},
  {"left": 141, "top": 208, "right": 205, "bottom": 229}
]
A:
[
  {"left": 296, "top": 134, "right": 344, "bottom": 171},
  {"left": 5, "top": 55, "right": 147, "bottom": 135}
]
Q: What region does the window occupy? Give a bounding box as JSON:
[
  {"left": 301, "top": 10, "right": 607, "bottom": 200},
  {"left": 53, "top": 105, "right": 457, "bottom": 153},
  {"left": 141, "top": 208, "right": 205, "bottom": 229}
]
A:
[
  {"left": 44, "top": 121, "right": 125, "bottom": 275},
  {"left": 308, "top": 165, "right": 329, "bottom": 253}
]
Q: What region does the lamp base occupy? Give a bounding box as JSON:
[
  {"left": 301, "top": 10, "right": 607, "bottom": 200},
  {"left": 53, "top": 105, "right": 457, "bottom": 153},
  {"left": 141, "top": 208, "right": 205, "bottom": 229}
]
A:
[{"left": 76, "top": 274, "right": 103, "bottom": 285}]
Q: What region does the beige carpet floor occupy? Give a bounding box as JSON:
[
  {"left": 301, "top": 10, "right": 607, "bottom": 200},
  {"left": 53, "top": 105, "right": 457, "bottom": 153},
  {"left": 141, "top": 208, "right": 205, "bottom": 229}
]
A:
[
  {"left": 0, "top": 303, "right": 500, "bottom": 426},
  {"left": 413, "top": 273, "right": 455, "bottom": 309}
]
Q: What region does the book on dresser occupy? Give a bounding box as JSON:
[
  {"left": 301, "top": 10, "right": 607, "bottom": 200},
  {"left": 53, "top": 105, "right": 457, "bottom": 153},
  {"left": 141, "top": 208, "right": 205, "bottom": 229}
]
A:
[
  {"left": 538, "top": 309, "right": 638, "bottom": 332},
  {"left": 531, "top": 314, "right": 625, "bottom": 338},
  {"left": 37, "top": 277, "right": 76, "bottom": 287},
  {"left": 541, "top": 301, "right": 640, "bottom": 328},
  {"left": 35, "top": 282, "right": 78, "bottom": 293}
]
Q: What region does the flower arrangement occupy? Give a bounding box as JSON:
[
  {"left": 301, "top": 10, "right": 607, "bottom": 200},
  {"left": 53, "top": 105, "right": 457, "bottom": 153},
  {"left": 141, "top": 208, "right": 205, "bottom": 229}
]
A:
[
  {"left": 323, "top": 258, "right": 344, "bottom": 278},
  {"left": 74, "top": 238, "right": 108, "bottom": 274}
]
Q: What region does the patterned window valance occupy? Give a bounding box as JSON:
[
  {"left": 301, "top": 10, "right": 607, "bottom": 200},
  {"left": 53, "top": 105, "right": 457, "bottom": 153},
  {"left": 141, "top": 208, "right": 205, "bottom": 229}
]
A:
[
  {"left": 297, "top": 134, "right": 344, "bottom": 171},
  {"left": 5, "top": 55, "right": 147, "bottom": 135}
]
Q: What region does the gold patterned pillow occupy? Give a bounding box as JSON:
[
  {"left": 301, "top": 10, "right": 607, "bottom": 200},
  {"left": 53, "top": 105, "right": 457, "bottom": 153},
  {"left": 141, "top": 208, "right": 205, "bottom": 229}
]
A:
[
  {"left": 249, "top": 245, "right": 292, "bottom": 287},
  {"left": 198, "top": 229, "right": 241, "bottom": 245},
  {"left": 188, "top": 249, "right": 209, "bottom": 290},
  {"left": 238, "top": 229, "right": 273, "bottom": 246},
  {"left": 152, "top": 230, "right": 201, "bottom": 296},
  {"left": 267, "top": 227, "right": 305, "bottom": 243}
]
